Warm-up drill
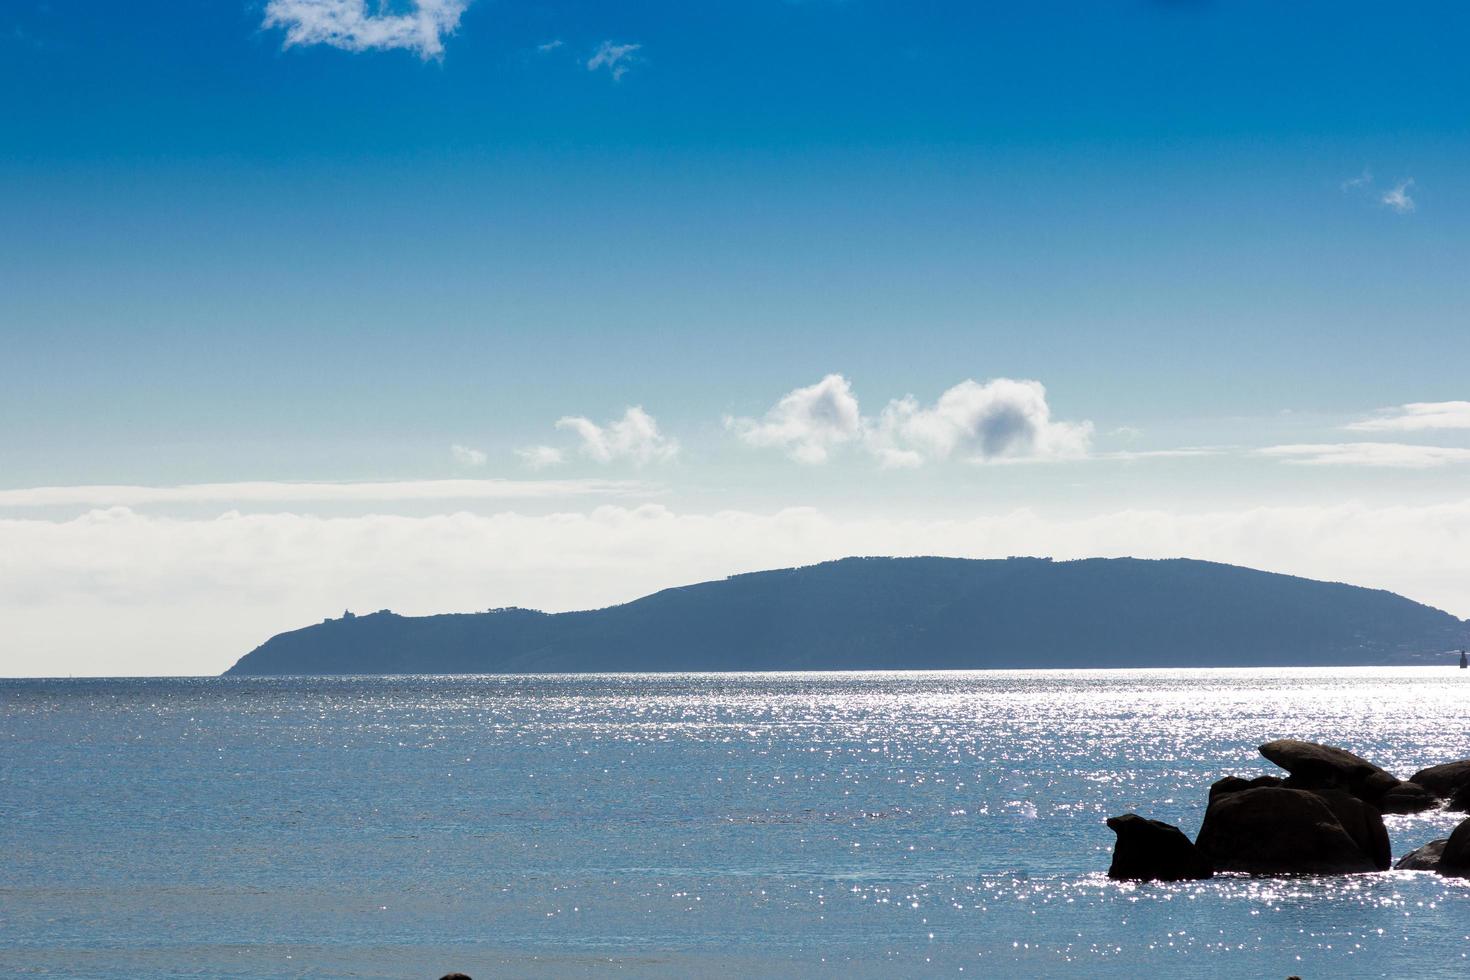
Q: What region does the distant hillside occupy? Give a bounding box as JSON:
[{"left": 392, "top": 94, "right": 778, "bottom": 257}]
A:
[{"left": 223, "top": 557, "right": 1466, "bottom": 676}]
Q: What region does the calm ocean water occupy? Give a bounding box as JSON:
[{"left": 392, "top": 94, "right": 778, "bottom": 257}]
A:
[{"left": 3, "top": 668, "right": 1470, "bottom": 978}]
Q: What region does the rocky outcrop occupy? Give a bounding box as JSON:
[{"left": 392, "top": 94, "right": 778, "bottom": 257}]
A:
[
  {"left": 1378, "top": 781, "right": 1439, "bottom": 814},
  {"left": 1409, "top": 760, "right": 1470, "bottom": 797},
  {"left": 1258, "top": 739, "right": 1437, "bottom": 814},
  {"left": 1101, "top": 739, "right": 1470, "bottom": 880},
  {"left": 1312, "top": 788, "right": 1392, "bottom": 870},
  {"left": 1195, "top": 786, "right": 1386, "bottom": 874},
  {"left": 1208, "top": 775, "right": 1283, "bottom": 802},
  {"left": 1105, "top": 814, "right": 1214, "bottom": 882},
  {"left": 1203, "top": 775, "right": 1388, "bottom": 871},
  {"left": 1259, "top": 738, "right": 1397, "bottom": 796},
  {"left": 1395, "top": 839, "right": 1448, "bottom": 871},
  {"left": 1437, "top": 818, "right": 1470, "bottom": 877}
]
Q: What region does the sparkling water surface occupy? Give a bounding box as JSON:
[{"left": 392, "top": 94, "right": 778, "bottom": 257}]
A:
[{"left": 4, "top": 668, "right": 1470, "bottom": 978}]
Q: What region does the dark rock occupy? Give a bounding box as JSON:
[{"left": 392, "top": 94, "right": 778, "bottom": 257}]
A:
[
  {"left": 1437, "top": 817, "right": 1470, "bottom": 877},
  {"left": 1396, "top": 839, "right": 1448, "bottom": 871},
  {"left": 1408, "top": 760, "right": 1470, "bottom": 799},
  {"left": 1378, "top": 780, "right": 1439, "bottom": 815},
  {"left": 440, "top": 974, "right": 473, "bottom": 980},
  {"left": 1195, "top": 786, "right": 1382, "bottom": 875},
  {"left": 1105, "top": 813, "right": 1214, "bottom": 881},
  {"left": 1258, "top": 738, "right": 1403, "bottom": 807},
  {"left": 1449, "top": 782, "right": 1470, "bottom": 813},
  {"left": 1208, "top": 775, "right": 1284, "bottom": 802},
  {"left": 1310, "top": 789, "right": 1391, "bottom": 870}
]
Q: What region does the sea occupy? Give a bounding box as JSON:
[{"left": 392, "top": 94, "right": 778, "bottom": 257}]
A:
[{"left": 3, "top": 667, "right": 1470, "bottom": 978}]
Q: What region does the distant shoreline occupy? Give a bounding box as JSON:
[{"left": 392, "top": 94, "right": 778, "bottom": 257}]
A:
[
  {"left": 7, "top": 662, "right": 1470, "bottom": 682},
  {"left": 221, "top": 556, "right": 1466, "bottom": 677}
]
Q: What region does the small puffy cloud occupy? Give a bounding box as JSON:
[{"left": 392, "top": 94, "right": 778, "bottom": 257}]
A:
[
  {"left": 536, "top": 39, "right": 564, "bottom": 53},
  {"left": 450, "top": 444, "right": 487, "bottom": 467},
  {"left": 730, "top": 375, "right": 1092, "bottom": 467},
  {"left": 556, "top": 406, "right": 678, "bottom": 465},
  {"left": 1381, "top": 179, "right": 1416, "bottom": 214},
  {"left": 1258, "top": 442, "right": 1470, "bottom": 469},
  {"left": 517, "top": 445, "right": 566, "bottom": 470},
  {"left": 262, "top": 0, "right": 470, "bottom": 59},
  {"left": 1341, "top": 171, "right": 1418, "bottom": 214},
  {"left": 588, "top": 40, "right": 641, "bottom": 80},
  {"left": 725, "top": 374, "right": 864, "bottom": 465},
  {"left": 871, "top": 379, "right": 1092, "bottom": 467},
  {"left": 1346, "top": 401, "right": 1470, "bottom": 432}
]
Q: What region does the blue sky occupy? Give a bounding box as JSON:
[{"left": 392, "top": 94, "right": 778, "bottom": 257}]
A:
[{"left": 3, "top": 1, "right": 1469, "bottom": 674}]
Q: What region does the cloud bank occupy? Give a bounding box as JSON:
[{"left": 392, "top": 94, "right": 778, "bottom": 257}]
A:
[
  {"left": 263, "top": 0, "right": 470, "bottom": 58},
  {"left": 7, "top": 499, "right": 1470, "bottom": 676},
  {"left": 727, "top": 374, "right": 1092, "bottom": 467},
  {"left": 0, "top": 478, "right": 651, "bottom": 508}
]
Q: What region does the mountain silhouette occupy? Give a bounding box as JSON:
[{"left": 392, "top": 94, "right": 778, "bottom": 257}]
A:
[{"left": 223, "top": 557, "right": 1465, "bottom": 676}]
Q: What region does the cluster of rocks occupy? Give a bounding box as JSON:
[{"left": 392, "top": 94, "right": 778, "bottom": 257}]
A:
[{"left": 1106, "top": 739, "right": 1470, "bottom": 880}]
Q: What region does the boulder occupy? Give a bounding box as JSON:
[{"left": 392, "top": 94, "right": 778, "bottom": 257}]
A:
[
  {"left": 1449, "top": 783, "right": 1470, "bottom": 813},
  {"left": 1195, "top": 786, "right": 1383, "bottom": 875},
  {"left": 1105, "top": 813, "right": 1214, "bottom": 881},
  {"left": 1309, "top": 789, "right": 1391, "bottom": 870},
  {"left": 1208, "top": 775, "right": 1284, "bottom": 802},
  {"left": 1395, "top": 839, "right": 1448, "bottom": 871},
  {"left": 1259, "top": 739, "right": 1419, "bottom": 810},
  {"left": 1408, "top": 760, "right": 1470, "bottom": 799},
  {"left": 1437, "top": 817, "right": 1470, "bottom": 878},
  {"left": 1379, "top": 780, "right": 1440, "bottom": 815}
]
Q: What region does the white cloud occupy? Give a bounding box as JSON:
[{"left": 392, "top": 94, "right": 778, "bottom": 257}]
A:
[
  {"left": 556, "top": 406, "right": 678, "bottom": 465},
  {"left": 587, "top": 40, "right": 640, "bottom": 80},
  {"left": 517, "top": 445, "right": 566, "bottom": 469},
  {"left": 1340, "top": 171, "right": 1417, "bottom": 214},
  {"left": 1258, "top": 443, "right": 1470, "bottom": 469},
  {"left": 536, "top": 39, "right": 564, "bottom": 53},
  {"left": 728, "top": 375, "right": 1092, "bottom": 467},
  {"left": 1347, "top": 401, "right": 1470, "bottom": 433},
  {"left": 871, "top": 378, "right": 1092, "bottom": 467},
  {"left": 0, "top": 478, "right": 653, "bottom": 509},
  {"left": 450, "top": 444, "right": 487, "bottom": 467},
  {"left": 1095, "top": 447, "right": 1225, "bottom": 461},
  {"left": 262, "top": 0, "right": 469, "bottom": 59},
  {"left": 725, "top": 374, "right": 864, "bottom": 464},
  {"left": 1381, "top": 179, "right": 1416, "bottom": 214},
  {"left": 8, "top": 498, "right": 1470, "bottom": 676}
]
